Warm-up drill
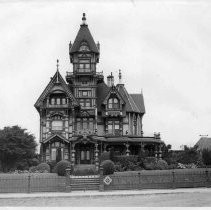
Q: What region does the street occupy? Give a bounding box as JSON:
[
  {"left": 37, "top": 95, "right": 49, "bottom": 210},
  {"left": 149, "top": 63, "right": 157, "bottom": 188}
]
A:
[{"left": 0, "top": 191, "right": 211, "bottom": 206}]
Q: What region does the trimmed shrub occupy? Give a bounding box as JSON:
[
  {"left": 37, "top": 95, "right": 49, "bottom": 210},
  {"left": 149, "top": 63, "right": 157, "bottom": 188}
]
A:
[
  {"left": 114, "top": 155, "right": 138, "bottom": 163},
  {"left": 29, "top": 166, "right": 38, "bottom": 173},
  {"left": 168, "top": 163, "right": 178, "bottom": 169},
  {"left": 54, "top": 160, "right": 71, "bottom": 176},
  {"left": 143, "top": 157, "right": 157, "bottom": 170},
  {"left": 100, "top": 152, "right": 110, "bottom": 162},
  {"left": 155, "top": 159, "right": 168, "bottom": 170},
  {"left": 101, "top": 160, "right": 115, "bottom": 175},
  {"left": 36, "top": 163, "right": 50, "bottom": 173},
  {"left": 114, "top": 162, "right": 124, "bottom": 172},
  {"left": 28, "top": 158, "right": 40, "bottom": 167}
]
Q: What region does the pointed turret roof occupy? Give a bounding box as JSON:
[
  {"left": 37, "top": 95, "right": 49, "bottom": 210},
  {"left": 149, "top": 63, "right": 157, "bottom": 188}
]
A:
[{"left": 70, "top": 13, "right": 99, "bottom": 54}]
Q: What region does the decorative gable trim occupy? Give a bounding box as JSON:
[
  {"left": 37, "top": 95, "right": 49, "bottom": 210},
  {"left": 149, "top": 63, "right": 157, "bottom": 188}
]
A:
[
  {"left": 43, "top": 134, "right": 69, "bottom": 144},
  {"left": 102, "top": 86, "right": 125, "bottom": 105},
  {"left": 34, "top": 71, "right": 78, "bottom": 110}
]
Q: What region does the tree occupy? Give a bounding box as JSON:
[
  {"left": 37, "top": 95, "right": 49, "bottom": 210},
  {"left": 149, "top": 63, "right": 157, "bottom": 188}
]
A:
[
  {"left": 202, "top": 149, "right": 211, "bottom": 166},
  {"left": 0, "top": 126, "right": 37, "bottom": 172},
  {"left": 176, "top": 145, "right": 200, "bottom": 164}
]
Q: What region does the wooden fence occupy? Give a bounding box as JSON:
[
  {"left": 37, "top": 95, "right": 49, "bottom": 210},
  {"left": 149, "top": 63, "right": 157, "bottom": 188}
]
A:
[{"left": 101, "top": 168, "right": 211, "bottom": 191}]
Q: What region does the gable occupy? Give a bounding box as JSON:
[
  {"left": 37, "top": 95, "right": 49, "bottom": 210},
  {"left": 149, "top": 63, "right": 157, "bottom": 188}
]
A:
[
  {"left": 102, "top": 85, "right": 125, "bottom": 105},
  {"left": 34, "top": 71, "right": 78, "bottom": 110},
  {"left": 116, "top": 84, "right": 140, "bottom": 113}
]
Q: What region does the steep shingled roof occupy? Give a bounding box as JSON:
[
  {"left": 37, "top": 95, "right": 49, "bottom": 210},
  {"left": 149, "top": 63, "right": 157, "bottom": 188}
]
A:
[
  {"left": 130, "top": 94, "right": 145, "bottom": 114},
  {"left": 96, "top": 82, "right": 110, "bottom": 111},
  {"left": 116, "top": 84, "right": 141, "bottom": 113},
  {"left": 195, "top": 137, "right": 211, "bottom": 151},
  {"left": 70, "top": 24, "right": 99, "bottom": 54}
]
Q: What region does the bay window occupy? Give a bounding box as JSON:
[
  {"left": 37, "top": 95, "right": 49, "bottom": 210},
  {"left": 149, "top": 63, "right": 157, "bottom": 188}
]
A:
[{"left": 107, "top": 119, "right": 120, "bottom": 135}]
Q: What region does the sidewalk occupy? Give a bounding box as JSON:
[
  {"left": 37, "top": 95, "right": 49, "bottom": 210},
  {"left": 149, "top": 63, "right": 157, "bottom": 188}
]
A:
[{"left": 0, "top": 187, "right": 210, "bottom": 199}]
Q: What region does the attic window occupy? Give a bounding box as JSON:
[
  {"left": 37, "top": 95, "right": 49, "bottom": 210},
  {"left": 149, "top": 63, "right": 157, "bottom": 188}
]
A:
[
  {"left": 108, "top": 97, "right": 119, "bottom": 109},
  {"left": 79, "top": 42, "right": 90, "bottom": 51}
]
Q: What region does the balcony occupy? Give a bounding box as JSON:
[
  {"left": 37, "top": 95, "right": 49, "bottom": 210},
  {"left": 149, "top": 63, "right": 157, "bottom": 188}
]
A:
[
  {"left": 73, "top": 129, "right": 96, "bottom": 136},
  {"left": 46, "top": 104, "right": 69, "bottom": 108},
  {"left": 105, "top": 130, "right": 122, "bottom": 137},
  {"left": 104, "top": 110, "right": 123, "bottom": 117}
]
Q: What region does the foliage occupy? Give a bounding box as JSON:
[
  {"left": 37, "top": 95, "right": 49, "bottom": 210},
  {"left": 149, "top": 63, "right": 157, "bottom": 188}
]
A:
[
  {"left": 101, "top": 160, "right": 115, "bottom": 175},
  {"left": 109, "top": 147, "right": 115, "bottom": 162},
  {"left": 177, "top": 163, "right": 197, "bottom": 169},
  {"left": 54, "top": 160, "right": 70, "bottom": 176},
  {"left": 202, "top": 149, "right": 211, "bottom": 166},
  {"left": 100, "top": 152, "right": 110, "bottom": 162},
  {"left": 155, "top": 159, "right": 168, "bottom": 170},
  {"left": 0, "top": 126, "right": 37, "bottom": 172},
  {"left": 47, "top": 161, "right": 57, "bottom": 173},
  {"left": 143, "top": 157, "right": 157, "bottom": 170},
  {"left": 113, "top": 155, "right": 141, "bottom": 171},
  {"left": 28, "top": 158, "right": 40, "bottom": 167},
  {"left": 36, "top": 163, "right": 50, "bottom": 173},
  {"left": 29, "top": 166, "right": 38, "bottom": 173},
  {"left": 177, "top": 146, "right": 200, "bottom": 164}
]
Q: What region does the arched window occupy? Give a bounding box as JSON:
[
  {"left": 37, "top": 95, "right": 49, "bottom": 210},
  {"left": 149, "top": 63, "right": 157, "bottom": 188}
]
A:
[
  {"left": 51, "top": 98, "right": 55, "bottom": 105},
  {"left": 108, "top": 97, "right": 119, "bottom": 109},
  {"left": 62, "top": 98, "right": 66, "bottom": 105}
]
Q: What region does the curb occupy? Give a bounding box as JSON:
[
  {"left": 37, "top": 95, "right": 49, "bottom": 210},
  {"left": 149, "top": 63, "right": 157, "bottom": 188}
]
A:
[{"left": 0, "top": 188, "right": 210, "bottom": 199}]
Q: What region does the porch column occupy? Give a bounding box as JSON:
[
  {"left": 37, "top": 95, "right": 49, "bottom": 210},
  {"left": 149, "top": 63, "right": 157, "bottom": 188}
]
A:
[
  {"left": 126, "top": 143, "right": 130, "bottom": 156},
  {"left": 158, "top": 144, "right": 162, "bottom": 159},
  {"left": 95, "top": 143, "right": 99, "bottom": 171},
  {"left": 103, "top": 143, "right": 108, "bottom": 152},
  {"left": 154, "top": 144, "right": 158, "bottom": 158},
  {"left": 71, "top": 143, "right": 76, "bottom": 166},
  {"left": 139, "top": 142, "right": 145, "bottom": 156},
  {"left": 69, "top": 142, "right": 71, "bottom": 161},
  {"left": 72, "top": 109, "right": 75, "bottom": 135},
  {"left": 49, "top": 142, "right": 51, "bottom": 161}
]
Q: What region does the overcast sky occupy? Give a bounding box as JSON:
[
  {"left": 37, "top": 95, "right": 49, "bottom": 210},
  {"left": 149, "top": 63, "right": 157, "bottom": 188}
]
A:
[{"left": 0, "top": 0, "right": 211, "bottom": 150}]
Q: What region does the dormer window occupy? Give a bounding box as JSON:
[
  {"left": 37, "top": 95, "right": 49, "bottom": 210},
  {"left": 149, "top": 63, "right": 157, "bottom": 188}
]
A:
[
  {"left": 79, "top": 41, "right": 90, "bottom": 51},
  {"left": 108, "top": 97, "right": 119, "bottom": 109}
]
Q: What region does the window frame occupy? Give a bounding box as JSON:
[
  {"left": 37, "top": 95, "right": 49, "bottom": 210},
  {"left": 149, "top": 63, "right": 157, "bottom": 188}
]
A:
[{"left": 107, "top": 97, "right": 120, "bottom": 109}]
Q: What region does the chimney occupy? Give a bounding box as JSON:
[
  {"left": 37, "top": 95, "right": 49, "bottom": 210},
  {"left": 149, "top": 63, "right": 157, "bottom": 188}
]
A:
[
  {"left": 107, "top": 75, "right": 112, "bottom": 87},
  {"left": 111, "top": 72, "right": 114, "bottom": 86},
  {"left": 118, "top": 69, "right": 122, "bottom": 84}
]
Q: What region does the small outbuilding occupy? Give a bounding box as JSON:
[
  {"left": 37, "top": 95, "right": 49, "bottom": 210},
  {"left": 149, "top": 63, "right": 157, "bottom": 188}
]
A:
[{"left": 195, "top": 137, "right": 211, "bottom": 151}]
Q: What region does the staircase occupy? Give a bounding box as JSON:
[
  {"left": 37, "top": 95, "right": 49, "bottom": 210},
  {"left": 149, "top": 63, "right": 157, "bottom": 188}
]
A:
[{"left": 70, "top": 175, "right": 100, "bottom": 191}]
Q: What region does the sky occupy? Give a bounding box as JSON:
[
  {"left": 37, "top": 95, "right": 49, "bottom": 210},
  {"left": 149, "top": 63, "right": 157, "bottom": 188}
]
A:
[{"left": 0, "top": 0, "right": 211, "bottom": 150}]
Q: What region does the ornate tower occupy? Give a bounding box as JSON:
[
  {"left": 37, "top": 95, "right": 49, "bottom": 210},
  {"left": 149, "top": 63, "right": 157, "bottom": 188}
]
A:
[{"left": 66, "top": 13, "right": 103, "bottom": 135}]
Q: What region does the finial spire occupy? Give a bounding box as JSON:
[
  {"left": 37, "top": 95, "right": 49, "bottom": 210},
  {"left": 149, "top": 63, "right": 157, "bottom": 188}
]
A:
[
  {"left": 56, "top": 59, "right": 59, "bottom": 72},
  {"left": 56, "top": 59, "right": 59, "bottom": 83},
  {"left": 82, "top": 13, "right": 87, "bottom": 25}
]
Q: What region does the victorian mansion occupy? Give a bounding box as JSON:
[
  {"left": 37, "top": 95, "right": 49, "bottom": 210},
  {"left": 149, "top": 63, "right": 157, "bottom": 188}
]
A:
[{"left": 34, "top": 14, "right": 163, "bottom": 169}]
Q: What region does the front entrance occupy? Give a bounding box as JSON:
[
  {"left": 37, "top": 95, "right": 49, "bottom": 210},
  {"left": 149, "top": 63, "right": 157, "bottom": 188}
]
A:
[
  {"left": 75, "top": 143, "right": 94, "bottom": 164},
  {"left": 80, "top": 148, "right": 91, "bottom": 164}
]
